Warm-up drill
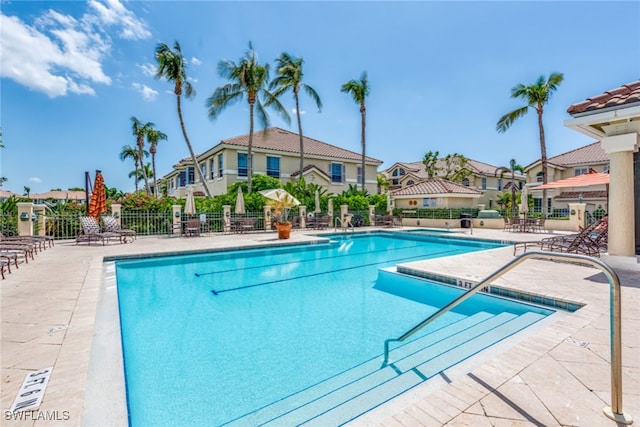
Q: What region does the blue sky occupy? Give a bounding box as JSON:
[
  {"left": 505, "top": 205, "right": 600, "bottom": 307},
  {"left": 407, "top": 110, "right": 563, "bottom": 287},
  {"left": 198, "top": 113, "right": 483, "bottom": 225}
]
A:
[{"left": 1, "top": 0, "right": 638, "bottom": 195}]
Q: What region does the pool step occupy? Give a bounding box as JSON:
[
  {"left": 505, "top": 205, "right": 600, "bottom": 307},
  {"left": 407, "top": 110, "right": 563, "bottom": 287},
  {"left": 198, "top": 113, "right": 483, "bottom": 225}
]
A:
[{"left": 226, "top": 310, "right": 545, "bottom": 426}]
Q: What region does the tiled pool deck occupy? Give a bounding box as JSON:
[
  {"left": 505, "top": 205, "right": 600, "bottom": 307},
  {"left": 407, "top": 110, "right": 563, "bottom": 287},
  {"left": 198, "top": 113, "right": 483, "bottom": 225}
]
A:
[{"left": 1, "top": 227, "right": 638, "bottom": 426}]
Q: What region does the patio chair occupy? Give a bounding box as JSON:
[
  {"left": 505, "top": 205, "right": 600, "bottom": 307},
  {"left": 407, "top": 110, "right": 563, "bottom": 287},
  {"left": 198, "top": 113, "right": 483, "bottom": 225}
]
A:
[
  {"left": 539, "top": 217, "right": 608, "bottom": 257},
  {"left": 316, "top": 215, "right": 331, "bottom": 230},
  {"left": 102, "top": 216, "right": 136, "bottom": 243},
  {"left": 502, "top": 217, "right": 513, "bottom": 231},
  {"left": 76, "top": 216, "right": 120, "bottom": 245},
  {"left": 183, "top": 218, "right": 201, "bottom": 237},
  {"left": 0, "top": 231, "right": 54, "bottom": 248}
]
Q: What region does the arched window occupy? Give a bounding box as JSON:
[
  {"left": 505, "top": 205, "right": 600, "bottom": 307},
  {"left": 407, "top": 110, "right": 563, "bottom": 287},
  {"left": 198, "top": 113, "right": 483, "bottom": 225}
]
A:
[
  {"left": 399, "top": 168, "right": 406, "bottom": 176},
  {"left": 392, "top": 169, "right": 399, "bottom": 176},
  {"left": 462, "top": 178, "right": 470, "bottom": 187},
  {"left": 406, "top": 180, "right": 414, "bottom": 186}
]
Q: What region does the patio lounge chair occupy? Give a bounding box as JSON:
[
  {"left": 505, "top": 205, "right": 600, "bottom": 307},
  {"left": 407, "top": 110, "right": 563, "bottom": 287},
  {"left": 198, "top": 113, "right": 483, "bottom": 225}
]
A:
[
  {"left": 515, "top": 217, "right": 608, "bottom": 257},
  {"left": 102, "top": 216, "right": 136, "bottom": 243},
  {"left": 76, "top": 216, "right": 121, "bottom": 245}
]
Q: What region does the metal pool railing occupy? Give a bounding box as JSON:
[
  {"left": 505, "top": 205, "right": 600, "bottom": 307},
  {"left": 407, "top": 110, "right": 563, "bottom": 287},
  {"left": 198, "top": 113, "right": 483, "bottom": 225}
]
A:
[{"left": 382, "top": 251, "right": 632, "bottom": 425}]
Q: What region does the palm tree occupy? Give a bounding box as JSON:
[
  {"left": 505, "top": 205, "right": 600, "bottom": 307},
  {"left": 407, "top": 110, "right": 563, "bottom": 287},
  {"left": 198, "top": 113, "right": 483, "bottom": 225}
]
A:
[
  {"left": 129, "top": 163, "right": 153, "bottom": 190},
  {"left": 207, "top": 42, "right": 290, "bottom": 194},
  {"left": 23, "top": 186, "right": 30, "bottom": 196},
  {"left": 155, "top": 40, "right": 212, "bottom": 197},
  {"left": 496, "top": 73, "right": 564, "bottom": 217},
  {"left": 270, "top": 52, "right": 322, "bottom": 181},
  {"left": 495, "top": 158, "right": 525, "bottom": 218},
  {"left": 341, "top": 71, "right": 370, "bottom": 191},
  {"left": 131, "top": 116, "right": 154, "bottom": 195},
  {"left": 120, "top": 144, "right": 148, "bottom": 192},
  {"left": 146, "top": 127, "right": 168, "bottom": 197}
]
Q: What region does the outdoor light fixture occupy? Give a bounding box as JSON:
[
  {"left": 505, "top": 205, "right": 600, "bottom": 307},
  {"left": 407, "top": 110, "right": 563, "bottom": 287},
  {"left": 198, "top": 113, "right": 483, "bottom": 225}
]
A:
[
  {"left": 225, "top": 211, "right": 230, "bottom": 217},
  {"left": 31, "top": 213, "right": 37, "bottom": 221},
  {"left": 175, "top": 212, "right": 180, "bottom": 218},
  {"left": 19, "top": 212, "right": 29, "bottom": 221},
  {"left": 113, "top": 212, "right": 120, "bottom": 218}
]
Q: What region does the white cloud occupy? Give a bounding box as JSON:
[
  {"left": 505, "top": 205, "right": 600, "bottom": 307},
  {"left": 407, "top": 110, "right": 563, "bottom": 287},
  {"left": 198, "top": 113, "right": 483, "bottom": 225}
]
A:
[
  {"left": 190, "top": 57, "right": 201, "bottom": 66},
  {"left": 0, "top": 0, "right": 150, "bottom": 98},
  {"left": 292, "top": 108, "right": 306, "bottom": 115},
  {"left": 138, "top": 63, "right": 156, "bottom": 77},
  {"left": 29, "top": 177, "right": 42, "bottom": 184},
  {"left": 132, "top": 82, "right": 158, "bottom": 101}
]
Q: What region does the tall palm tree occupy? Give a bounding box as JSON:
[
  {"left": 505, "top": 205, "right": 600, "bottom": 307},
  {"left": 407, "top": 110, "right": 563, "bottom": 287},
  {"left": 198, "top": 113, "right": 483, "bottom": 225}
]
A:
[
  {"left": 129, "top": 163, "right": 154, "bottom": 191},
  {"left": 146, "top": 128, "right": 168, "bottom": 197},
  {"left": 495, "top": 158, "right": 525, "bottom": 218},
  {"left": 131, "top": 116, "right": 154, "bottom": 195},
  {"left": 496, "top": 73, "right": 564, "bottom": 217},
  {"left": 206, "top": 42, "right": 290, "bottom": 194},
  {"left": 120, "top": 144, "right": 148, "bottom": 192},
  {"left": 270, "top": 52, "right": 322, "bottom": 181},
  {"left": 341, "top": 71, "right": 370, "bottom": 191},
  {"left": 155, "top": 40, "right": 212, "bottom": 197}
]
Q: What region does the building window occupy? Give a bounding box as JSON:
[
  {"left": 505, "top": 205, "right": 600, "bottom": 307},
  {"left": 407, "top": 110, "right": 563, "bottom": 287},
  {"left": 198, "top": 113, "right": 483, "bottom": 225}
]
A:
[
  {"left": 329, "top": 163, "right": 344, "bottom": 183},
  {"left": 536, "top": 172, "right": 543, "bottom": 183},
  {"left": 266, "top": 156, "right": 280, "bottom": 178},
  {"left": 575, "top": 167, "right": 589, "bottom": 176},
  {"left": 497, "top": 178, "right": 503, "bottom": 191},
  {"left": 406, "top": 180, "right": 414, "bottom": 185},
  {"left": 201, "top": 163, "right": 206, "bottom": 180},
  {"left": 187, "top": 167, "right": 195, "bottom": 185},
  {"left": 399, "top": 168, "right": 405, "bottom": 176},
  {"left": 481, "top": 177, "right": 487, "bottom": 190},
  {"left": 391, "top": 179, "right": 399, "bottom": 185},
  {"left": 603, "top": 165, "right": 609, "bottom": 173},
  {"left": 210, "top": 159, "right": 215, "bottom": 179},
  {"left": 238, "top": 153, "right": 248, "bottom": 177},
  {"left": 357, "top": 166, "right": 363, "bottom": 185},
  {"left": 218, "top": 154, "right": 223, "bottom": 177},
  {"left": 461, "top": 178, "right": 470, "bottom": 187}
]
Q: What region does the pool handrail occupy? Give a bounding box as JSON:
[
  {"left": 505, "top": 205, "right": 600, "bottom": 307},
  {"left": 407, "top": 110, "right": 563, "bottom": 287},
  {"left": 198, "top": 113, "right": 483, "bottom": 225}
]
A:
[{"left": 382, "top": 250, "right": 632, "bottom": 425}]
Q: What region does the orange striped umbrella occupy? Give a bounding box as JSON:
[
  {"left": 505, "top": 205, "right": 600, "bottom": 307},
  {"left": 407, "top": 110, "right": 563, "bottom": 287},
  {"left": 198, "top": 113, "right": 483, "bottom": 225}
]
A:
[{"left": 88, "top": 171, "right": 107, "bottom": 219}]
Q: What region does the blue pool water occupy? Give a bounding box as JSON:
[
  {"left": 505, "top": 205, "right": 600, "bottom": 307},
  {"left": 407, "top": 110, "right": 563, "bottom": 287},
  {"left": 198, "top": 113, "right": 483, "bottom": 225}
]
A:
[{"left": 115, "top": 232, "right": 552, "bottom": 426}]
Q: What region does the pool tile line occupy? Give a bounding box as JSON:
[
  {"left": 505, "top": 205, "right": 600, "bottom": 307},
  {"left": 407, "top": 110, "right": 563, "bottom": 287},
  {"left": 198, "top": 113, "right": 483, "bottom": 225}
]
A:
[{"left": 395, "top": 265, "right": 584, "bottom": 312}]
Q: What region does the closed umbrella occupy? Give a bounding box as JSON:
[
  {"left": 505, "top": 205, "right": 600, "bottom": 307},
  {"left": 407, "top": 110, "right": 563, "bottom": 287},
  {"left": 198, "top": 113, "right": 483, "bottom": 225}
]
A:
[
  {"left": 314, "top": 189, "right": 321, "bottom": 214},
  {"left": 88, "top": 170, "right": 106, "bottom": 219},
  {"left": 184, "top": 188, "right": 196, "bottom": 216},
  {"left": 519, "top": 185, "right": 529, "bottom": 217},
  {"left": 235, "top": 187, "right": 246, "bottom": 215}
]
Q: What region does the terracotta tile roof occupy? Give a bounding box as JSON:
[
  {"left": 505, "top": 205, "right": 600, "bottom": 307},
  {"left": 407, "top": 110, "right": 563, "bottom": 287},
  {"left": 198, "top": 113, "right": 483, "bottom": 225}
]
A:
[
  {"left": 385, "top": 159, "right": 525, "bottom": 179},
  {"left": 567, "top": 81, "right": 640, "bottom": 115},
  {"left": 220, "top": 127, "right": 382, "bottom": 163},
  {"left": 391, "top": 179, "right": 483, "bottom": 196},
  {"left": 554, "top": 191, "right": 608, "bottom": 200},
  {"left": 289, "top": 164, "right": 332, "bottom": 180},
  {"left": 547, "top": 141, "right": 609, "bottom": 166}
]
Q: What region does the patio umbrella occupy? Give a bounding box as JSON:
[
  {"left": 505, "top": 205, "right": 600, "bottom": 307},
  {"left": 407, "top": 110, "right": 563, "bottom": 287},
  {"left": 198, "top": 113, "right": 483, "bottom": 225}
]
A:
[
  {"left": 184, "top": 188, "right": 196, "bottom": 216},
  {"left": 235, "top": 187, "right": 246, "bottom": 215},
  {"left": 88, "top": 170, "right": 106, "bottom": 219},
  {"left": 519, "top": 185, "right": 529, "bottom": 217},
  {"left": 534, "top": 171, "right": 609, "bottom": 189},
  {"left": 314, "top": 189, "right": 321, "bottom": 214},
  {"left": 259, "top": 189, "right": 301, "bottom": 206}
]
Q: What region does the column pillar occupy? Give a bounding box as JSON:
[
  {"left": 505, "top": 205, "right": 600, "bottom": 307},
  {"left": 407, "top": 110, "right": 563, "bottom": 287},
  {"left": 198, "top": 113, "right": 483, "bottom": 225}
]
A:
[
  {"left": 223, "top": 205, "right": 231, "bottom": 233},
  {"left": 601, "top": 133, "right": 639, "bottom": 256},
  {"left": 368, "top": 205, "right": 375, "bottom": 226},
  {"left": 172, "top": 204, "right": 182, "bottom": 235},
  {"left": 112, "top": 204, "right": 122, "bottom": 225},
  {"left": 568, "top": 203, "right": 587, "bottom": 232},
  {"left": 263, "top": 205, "right": 272, "bottom": 231},
  {"left": 299, "top": 205, "right": 307, "bottom": 229},
  {"left": 17, "top": 202, "right": 34, "bottom": 236}
]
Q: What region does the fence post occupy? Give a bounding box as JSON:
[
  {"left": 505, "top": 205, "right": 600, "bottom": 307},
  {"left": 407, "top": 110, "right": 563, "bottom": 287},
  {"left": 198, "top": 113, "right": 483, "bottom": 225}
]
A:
[
  {"left": 299, "top": 205, "right": 307, "bottom": 229},
  {"left": 263, "top": 205, "right": 272, "bottom": 231},
  {"left": 112, "top": 204, "right": 122, "bottom": 225},
  {"left": 17, "top": 202, "right": 34, "bottom": 236}
]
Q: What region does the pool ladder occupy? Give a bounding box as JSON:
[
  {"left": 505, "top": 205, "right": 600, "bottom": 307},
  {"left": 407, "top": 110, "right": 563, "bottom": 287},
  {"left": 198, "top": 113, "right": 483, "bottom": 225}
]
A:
[
  {"left": 382, "top": 251, "right": 633, "bottom": 424},
  {"left": 334, "top": 215, "right": 354, "bottom": 232}
]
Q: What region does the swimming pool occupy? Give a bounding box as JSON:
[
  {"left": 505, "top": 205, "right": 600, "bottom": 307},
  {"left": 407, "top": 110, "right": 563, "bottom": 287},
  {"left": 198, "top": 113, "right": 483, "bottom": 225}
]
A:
[{"left": 115, "top": 232, "right": 553, "bottom": 426}]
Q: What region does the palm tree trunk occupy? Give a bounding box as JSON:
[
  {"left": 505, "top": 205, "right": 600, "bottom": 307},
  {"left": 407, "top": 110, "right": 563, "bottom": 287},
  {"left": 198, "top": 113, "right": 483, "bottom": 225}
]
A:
[
  {"left": 537, "top": 108, "right": 548, "bottom": 217},
  {"left": 247, "top": 101, "right": 255, "bottom": 194},
  {"left": 295, "top": 94, "right": 304, "bottom": 181},
  {"left": 137, "top": 137, "right": 151, "bottom": 195},
  {"left": 176, "top": 94, "right": 212, "bottom": 197},
  {"left": 151, "top": 145, "right": 158, "bottom": 197},
  {"left": 360, "top": 103, "right": 366, "bottom": 192}
]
